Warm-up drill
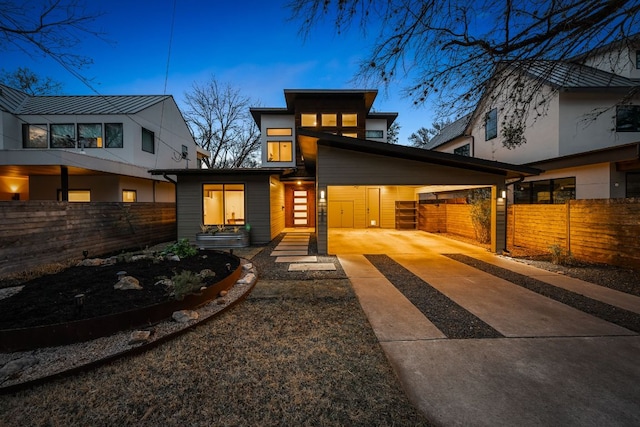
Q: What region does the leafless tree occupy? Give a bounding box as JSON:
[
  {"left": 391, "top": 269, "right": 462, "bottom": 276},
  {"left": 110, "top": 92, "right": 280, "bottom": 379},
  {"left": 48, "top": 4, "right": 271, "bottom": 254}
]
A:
[
  {"left": 386, "top": 121, "right": 399, "bottom": 144},
  {"left": 289, "top": 0, "right": 640, "bottom": 147},
  {"left": 183, "top": 77, "right": 261, "bottom": 169},
  {"left": 0, "top": 67, "right": 63, "bottom": 95},
  {"left": 0, "top": 0, "right": 103, "bottom": 72},
  {"left": 409, "top": 119, "right": 453, "bottom": 148}
]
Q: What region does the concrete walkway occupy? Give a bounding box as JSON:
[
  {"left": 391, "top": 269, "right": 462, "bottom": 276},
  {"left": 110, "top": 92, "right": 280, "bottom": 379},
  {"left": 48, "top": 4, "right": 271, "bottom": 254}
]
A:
[{"left": 332, "top": 229, "right": 640, "bottom": 426}]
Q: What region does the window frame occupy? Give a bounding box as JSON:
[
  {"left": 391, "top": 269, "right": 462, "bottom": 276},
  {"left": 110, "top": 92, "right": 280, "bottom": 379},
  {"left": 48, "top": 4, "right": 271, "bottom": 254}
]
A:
[
  {"left": 267, "top": 141, "right": 293, "bottom": 162},
  {"left": 105, "top": 123, "right": 124, "bottom": 148},
  {"left": 266, "top": 128, "right": 293, "bottom": 136},
  {"left": 202, "top": 183, "right": 246, "bottom": 226},
  {"left": 341, "top": 113, "right": 358, "bottom": 127},
  {"left": 454, "top": 144, "right": 471, "bottom": 156},
  {"left": 122, "top": 189, "right": 137, "bottom": 203},
  {"left": 513, "top": 177, "right": 576, "bottom": 204},
  {"left": 22, "top": 123, "right": 48, "bottom": 148},
  {"left": 50, "top": 123, "right": 76, "bottom": 148},
  {"left": 321, "top": 113, "right": 337, "bottom": 127},
  {"left": 365, "top": 130, "right": 384, "bottom": 139},
  {"left": 615, "top": 105, "right": 640, "bottom": 132},
  {"left": 142, "top": 127, "right": 155, "bottom": 153},
  {"left": 78, "top": 123, "right": 103, "bottom": 148},
  {"left": 485, "top": 108, "right": 498, "bottom": 140},
  {"left": 301, "top": 113, "right": 317, "bottom": 127},
  {"left": 57, "top": 189, "right": 91, "bottom": 202}
]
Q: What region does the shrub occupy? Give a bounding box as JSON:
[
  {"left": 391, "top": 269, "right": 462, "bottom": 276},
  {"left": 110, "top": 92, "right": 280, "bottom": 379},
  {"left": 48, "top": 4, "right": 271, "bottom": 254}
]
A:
[
  {"left": 549, "top": 243, "right": 573, "bottom": 265},
  {"left": 162, "top": 239, "right": 197, "bottom": 258},
  {"left": 468, "top": 189, "right": 491, "bottom": 244},
  {"left": 172, "top": 270, "right": 203, "bottom": 300}
]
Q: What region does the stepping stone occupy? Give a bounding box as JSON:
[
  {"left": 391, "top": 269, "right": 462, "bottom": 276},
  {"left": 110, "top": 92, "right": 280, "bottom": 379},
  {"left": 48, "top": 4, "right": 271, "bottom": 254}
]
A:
[
  {"left": 271, "top": 250, "right": 308, "bottom": 256},
  {"left": 288, "top": 263, "right": 336, "bottom": 271},
  {"left": 275, "top": 256, "right": 318, "bottom": 263},
  {"left": 275, "top": 246, "right": 309, "bottom": 252},
  {"left": 282, "top": 238, "right": 309, "bottom": 243},
  {"left": 278, "top": 241, "right": 309, "bottom": 246}
]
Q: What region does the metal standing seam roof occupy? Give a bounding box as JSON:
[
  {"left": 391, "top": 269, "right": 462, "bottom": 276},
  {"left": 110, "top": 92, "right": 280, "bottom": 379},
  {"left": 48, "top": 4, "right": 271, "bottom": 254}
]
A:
[
  {"left": 423, "top": 114, "right": 472, "bottom": 150},
  {"left": 15, "top": 94, "right": 173, "bottom": 115},
  {"left": 0, "top": 84, "right": 30, "bottom": 113},
  {"left": 521, "top": 60, "right": 640, "bottom": 89}
]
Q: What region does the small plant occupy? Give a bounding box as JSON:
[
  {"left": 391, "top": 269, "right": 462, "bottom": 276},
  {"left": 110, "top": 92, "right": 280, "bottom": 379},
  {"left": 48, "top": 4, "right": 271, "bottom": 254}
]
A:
[
  {"left": 162, "top": 239, "right": 197, "bottom": 258},
  {"left": 468, "top": 189, "right": 491, "bottom": 244},
  {"left": 549, "top": 243, "right": 572, "bottom": 265},
  {"left": 233, "top": 226, "right": 240, "bottom": 233},
  {"left": 171, "top": 270, "right": 203, "bottom": 300},
  {"left": 200, "top": 224, "right": 212, "bottom": 233},
  {"left": 216, "top": 224, "right": 226, "bottom": 233}
]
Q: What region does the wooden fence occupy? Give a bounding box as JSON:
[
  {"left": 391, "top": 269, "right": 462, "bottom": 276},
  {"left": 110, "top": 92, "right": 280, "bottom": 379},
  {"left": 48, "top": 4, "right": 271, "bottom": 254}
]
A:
[
  {"left": 0, "top": 202, "right": 177, "bottom": 276},
  {"left": 419, "top": 199, "right": 640, "bottom": 268}
]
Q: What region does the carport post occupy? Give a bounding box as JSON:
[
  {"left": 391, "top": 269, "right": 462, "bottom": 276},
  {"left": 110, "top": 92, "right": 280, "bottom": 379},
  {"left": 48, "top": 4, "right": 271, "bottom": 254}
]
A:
[{"left": 491, "top": 185, "right": 507, "bottom": 253}]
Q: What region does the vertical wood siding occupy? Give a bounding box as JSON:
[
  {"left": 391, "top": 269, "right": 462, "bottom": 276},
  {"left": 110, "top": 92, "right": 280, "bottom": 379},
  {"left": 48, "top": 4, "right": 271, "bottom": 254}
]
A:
[{"left": 0, "top": 202, "right": 176, "bottom": 275}]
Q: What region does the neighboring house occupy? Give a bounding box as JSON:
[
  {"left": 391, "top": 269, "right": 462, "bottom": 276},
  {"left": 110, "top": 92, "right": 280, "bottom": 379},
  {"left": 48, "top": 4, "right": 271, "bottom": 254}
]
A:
[
  {"left": 0, "top": 84, "right": 206, "bottom": 202},
  {"left": 153, "top": 89, "right": 537, "bottom": 254},
  {"left": 425, "top": 38, "right": 640, "bottom": 203}
]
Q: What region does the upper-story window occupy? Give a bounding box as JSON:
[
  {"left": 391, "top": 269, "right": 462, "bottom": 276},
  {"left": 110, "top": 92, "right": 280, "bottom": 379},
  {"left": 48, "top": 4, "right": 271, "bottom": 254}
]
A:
[
  {"left": 50, "top": 124, "right": 75, "bottom": 148},
  {"left": 301, "top": 114, "right": 317, "bottom": 127},
  {"left": 78, "top": 124, "right": 102, "bottom": 148},
  {"left": 321, "top": 114, "right": 337, "bottom": 127},
  {"left": 342, "top": 113, "right": 357, "bottom": 127},
  {"left": 365, "top": 130, "right": 384, "bottom": 139},
  {"left": 616, "top": 105, "right": 640, "bottom": 132},
  {"left": 22, "top": 124, "right": 48, "bottom": 148},
  {"left": 105, "top": 123, "right": 123, "bottom": 148},
  {"left": 266, "top": 128, "right": 292, "bottom": 136},
  {"left": 485, "top": 108, "right": 497, "bottom": 140},
  {"left": 454, "top": 144, "right": 470, "bottom": 156},
  {"left": 267, "top": 141, "right": 293, "bottom": 162},
  {"left": 142, "top": 127, "right": 155, "bottom": 153}
]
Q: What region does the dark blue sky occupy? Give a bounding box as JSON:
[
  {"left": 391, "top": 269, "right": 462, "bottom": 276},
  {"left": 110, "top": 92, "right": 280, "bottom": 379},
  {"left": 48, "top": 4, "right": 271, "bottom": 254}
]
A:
[{"left": 2, "top": 0, "right": 432, "bottom": 143}]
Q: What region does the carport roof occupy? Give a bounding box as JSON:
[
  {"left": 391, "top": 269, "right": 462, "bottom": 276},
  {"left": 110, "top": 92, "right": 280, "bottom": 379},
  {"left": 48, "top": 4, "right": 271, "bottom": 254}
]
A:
[{"left": 297, "top": 129, "right": 541, "bottom": 179}]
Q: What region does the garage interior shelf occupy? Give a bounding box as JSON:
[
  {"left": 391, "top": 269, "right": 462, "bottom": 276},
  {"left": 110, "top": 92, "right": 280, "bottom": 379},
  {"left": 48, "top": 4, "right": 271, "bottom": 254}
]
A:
[{"left": 395, "top": 201, "right": 417, "bottom": 229}]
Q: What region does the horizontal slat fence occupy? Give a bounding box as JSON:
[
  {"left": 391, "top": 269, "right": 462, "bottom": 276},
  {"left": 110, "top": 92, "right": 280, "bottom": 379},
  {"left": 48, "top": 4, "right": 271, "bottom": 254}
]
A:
[{"left": 0, "top": 202, "right": 176, "bottom": 276}]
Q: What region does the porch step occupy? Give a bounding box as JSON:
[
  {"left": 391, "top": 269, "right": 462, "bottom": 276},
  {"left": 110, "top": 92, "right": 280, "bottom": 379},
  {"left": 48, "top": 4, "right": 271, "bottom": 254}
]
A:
[{"left": 288, "top": 263, "right": 336, "bottom": 272}]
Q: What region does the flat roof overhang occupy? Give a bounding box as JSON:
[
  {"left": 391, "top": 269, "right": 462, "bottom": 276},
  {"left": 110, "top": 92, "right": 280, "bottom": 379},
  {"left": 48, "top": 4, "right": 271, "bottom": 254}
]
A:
[
  {"left": 527, "top": 142, "right": 640, "bottom": 171},
  {"left": 297, "top": 129, "right": 541, "bottom": 180},
  {"left": 149, "top": 167, "right": 295, "bottom": 177}
]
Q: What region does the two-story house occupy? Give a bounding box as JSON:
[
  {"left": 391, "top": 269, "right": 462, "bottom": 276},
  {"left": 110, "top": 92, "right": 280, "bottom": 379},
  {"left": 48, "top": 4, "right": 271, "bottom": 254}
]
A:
[
  {"left": 425, "top": 38, "right": 640, "bottom": 204},
  {"left": 0, "top": 84, "right": 205, "bottom": 202},
  {"left": 154, "top": 89, "right": 537, "bottom": 254}
]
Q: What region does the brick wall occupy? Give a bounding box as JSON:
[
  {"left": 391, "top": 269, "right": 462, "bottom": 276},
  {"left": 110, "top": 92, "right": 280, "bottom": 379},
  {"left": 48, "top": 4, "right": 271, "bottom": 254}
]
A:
[{"left": 0, "top": 202, "right": 176, "bottom": 276}]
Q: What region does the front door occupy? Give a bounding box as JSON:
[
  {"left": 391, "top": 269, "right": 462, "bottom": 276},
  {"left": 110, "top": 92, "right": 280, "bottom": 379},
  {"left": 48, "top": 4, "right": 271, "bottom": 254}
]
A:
[
  {"left": 367, "top": 187, "right": 380, "bottom": 227},
  {"left": 293, "top": 190, "right": 308, "bottom": 227}
]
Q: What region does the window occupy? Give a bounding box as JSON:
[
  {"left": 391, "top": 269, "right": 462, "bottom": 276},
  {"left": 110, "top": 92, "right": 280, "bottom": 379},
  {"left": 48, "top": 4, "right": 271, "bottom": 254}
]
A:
[
  {"left": 627, "top": 173, "right": 640, "bottom": 198},
  {"left": 50, "top": 124, "right": 76, "bottom": 148},
  {"left": 485, "top": 108, "right": 497, "bottom": 140},
  {"left": 301, "top": 114, "right": 317, "bottom": 127},
  {"left": 267, "top": 141, "right": 293, "bottom": 162},
  {"left": 203, "top": 184, "right": 245, "bottom": 225},
  {"left": 342, "top": 113, "right": 357, "bottom": 127},
  {"left": 122, "top": 190, "right": 137, "bottom": 203},
  {"left": 342, "top": 132, "right": 358, "bottom": 138},
  {"left": 266, "top": 128, "right": 292, "bottom": 136},
  {"left": 616, "top": 105, "right": 640, "bottom": 132},
  {"left": 514, "top": 177, "right": 576, "bottom": 204},
  {"left": 142, "top": 127, "right": 154, "bottom": 153},
  {"left": 366, "top": 130, "right": 384, "bottom": 139},
  {"left": 321, "top": 114, "right": 337, "bottom": 126},
  {"left": 454, "top": 144, "right": 470, "bottom": 156},
  {"left": 57, "top": 190, "right": 91, "bottom": 202},
  {"left": 77, "top": 124, "right": 102, "bottom": 148},
  {"left": 636, "top": 50, "right": 640, "bottom": 69},
  {"left": 105, "top": 123, "right": 123, "bottom": 148},
  {"left": 22, "top": 124, "right": 48, "bottom": 148}
]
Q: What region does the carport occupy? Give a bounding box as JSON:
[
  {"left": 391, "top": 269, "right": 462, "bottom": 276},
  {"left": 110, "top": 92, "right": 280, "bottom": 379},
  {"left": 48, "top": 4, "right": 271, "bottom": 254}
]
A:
[{"left": 296, "top": 130, "right": 540, "bottom": 255}]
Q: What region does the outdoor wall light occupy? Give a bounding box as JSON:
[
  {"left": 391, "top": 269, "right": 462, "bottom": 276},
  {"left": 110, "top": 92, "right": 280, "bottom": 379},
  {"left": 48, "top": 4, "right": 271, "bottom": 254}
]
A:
[
  {"left": 501, "top": 190, "right": 507, "bottom": 199},
  {"left": 320, "top": 190, "right": 326, "bottom": 202}
]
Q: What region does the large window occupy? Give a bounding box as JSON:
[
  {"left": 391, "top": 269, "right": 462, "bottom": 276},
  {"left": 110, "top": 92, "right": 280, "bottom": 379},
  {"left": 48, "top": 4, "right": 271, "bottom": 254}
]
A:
[
  {"left": 627, "top": 173, "right": 640, "bottom": 198},
  {"left": 342, "top": 113, "right": 357, "bottom": 127},
  {"left": 78, "top": 124, "right": 102, "bottom": 148},
  {"left": 454, "top": 144, "right": 470, "bottom": 156},
  {"left": 301, "top": 114, "right": 317, "bottom": 127},
  {"left": 203, "top": 184, "right": 245, "bottom": 225},
  {"left": 321, "top": 113, "right": 337, "bottom": 126},
  {"left": 22, "top": 124, "right": 48, "bottom": 148},
  {"left": 57, "top": 190, "right": 91, "bottom": 202},
  {"left": 50, "top": 124, "right": 76, "bottom": 148},
  {"left": 142, "top": 127, "right": 154, "bottom": 153},
  {"left": 514, "top": 177, "right": 576, "bottom": 204},
  {"left": 267, "top": 141, "right": 293, "bottom": 162},
  {"left": 485, "top": 108, "right": 497, "bottom": 140},
  {"left": 105, "top": 123, "right": 123, "bottom": 148},
  {"left": 616, "top": 105, "right": 640, "bottom": 132}
]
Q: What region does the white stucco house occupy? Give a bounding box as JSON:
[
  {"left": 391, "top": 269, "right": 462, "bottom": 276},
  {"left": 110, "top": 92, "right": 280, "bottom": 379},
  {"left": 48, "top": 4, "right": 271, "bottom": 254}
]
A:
[
  {"left": 0, "top": 84, "right": 206, "bottom": 202},
  {"left": 425, "top": 37, "right": 640, "bottom": 203}
]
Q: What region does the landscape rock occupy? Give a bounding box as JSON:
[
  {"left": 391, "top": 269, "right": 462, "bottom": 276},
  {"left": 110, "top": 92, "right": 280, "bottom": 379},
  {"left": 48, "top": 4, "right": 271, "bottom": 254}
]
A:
[
  {"left": 219, "top": 290, "right": 228, "bottom": 297},
  {"left": 198, "top": 269, "right": 216, "bottom": 279},
  {"left": 167, "top": 255, "right": 181, "bottom": 262},
  {"left": 77, "top": 258, "right": 104, "bottom": 267},
  {"left": 114, "top": 276, "right": 142, "bottom": 290},
  {"left": 0, "top": 356, "right": 38, "bottom": 381},
  {"left": 130, "top": 254, "right": 150, "bottom": 262},
  {"left": 242, "top": 263, "right": 253, "bottom": 271},
  {"left": 128, "top": 330, "right": 152, "bottom": 345},
  {"left": 237, "top": 272, "right": 256, "bottom": 285},
  {"left": 154, "top": 278, "right": 173, "bottom": 289},
  {"left": 172, "top": 310, "right": 199, "bottom": 323}
]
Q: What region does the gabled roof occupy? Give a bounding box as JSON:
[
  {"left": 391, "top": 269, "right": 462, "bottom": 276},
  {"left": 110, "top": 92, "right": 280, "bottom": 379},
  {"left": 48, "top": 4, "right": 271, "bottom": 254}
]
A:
[
  {"left": 297, "top": 129, "right": 540, "bottom": 179},
  {"left": 423, "top": 114, "right": 472, "bottom": 150},
  {"left": 0, "top": 84, "right": 173, "bottom": 115},
  {"left": 521, "top": 60, "right": 639, "bottom": 89}
]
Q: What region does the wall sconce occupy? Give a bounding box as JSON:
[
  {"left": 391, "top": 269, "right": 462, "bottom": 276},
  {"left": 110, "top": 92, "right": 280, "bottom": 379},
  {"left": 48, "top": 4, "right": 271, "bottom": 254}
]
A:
[
  {"left": 320, "top": 190, "right": 326, "bottom": 202},
  {"left": 501, "top": 190, "right": 507, "bottom": 199}
]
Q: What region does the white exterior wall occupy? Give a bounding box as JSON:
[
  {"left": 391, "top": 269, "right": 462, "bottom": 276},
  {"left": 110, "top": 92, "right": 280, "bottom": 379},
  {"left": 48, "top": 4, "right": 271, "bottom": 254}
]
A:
[
  {"left": 259, "top": 115, "right": 296, "bottom": 167},
  {"left": 582, "top": 45, "right": 640, "bottom": 80},
  {"left": 432, "top": 136, "right": 474, "bottom": 156},
  {"left": 365, "top": 118, "right": 387, "bottom": 142}
]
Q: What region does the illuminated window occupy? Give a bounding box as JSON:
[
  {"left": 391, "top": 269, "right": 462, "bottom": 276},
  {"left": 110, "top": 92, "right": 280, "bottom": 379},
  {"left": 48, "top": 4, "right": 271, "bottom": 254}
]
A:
[
  {"left": 122, "top": 190, "right": 137, "bottom": 202},
  {"left": 301, "top": 114, "right": 317, "bottom": 127},
  {"left": 142, "top": 127, "right": 154, "bottom": 153},
  {"left": 485, "top": 108, "right": 497, "bottom": 140},
  {"left": 57, "top": 190, "right": 91, "bottom": 202},
  {"left": 105, "top": 123, "right": 123, "bottom": 148},
  {"left": 266, "top": 128, "right": 292, "bottom": 136},
  {"left": 78, "top": 124, "right": 103, "bottom": 148},
  {"left": 50, "top": 124, "right": 76, "bottom": 148},
  {"left": 321, "top": 114, "right": 337, "bottom": 126},
  {"left": 342, "top": 132, "right": 358, "bottom": 138},
  {"left": 203, "top": 184, "right": 245, "bottom": 225},
  {"left": 342, "top": 113, "right": 357, "bottom": 127},
  {"left": 22, "top": 124, "right": 48, "bottom": 148},
  {"left": 267, "top": 141, "right": 293, "bottom": 162}
]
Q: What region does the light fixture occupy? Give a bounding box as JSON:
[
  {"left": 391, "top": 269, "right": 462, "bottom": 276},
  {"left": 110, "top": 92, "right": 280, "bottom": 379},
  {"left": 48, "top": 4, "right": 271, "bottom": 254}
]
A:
[
  {"left": 501, "top": 190, "right": 507, "bottom": 199},
  {"left": 297, "top": 180, "right": 301, "bottom": 185},
  {"left": 320, "top": 190, "right": 326, "bottom": 202}
]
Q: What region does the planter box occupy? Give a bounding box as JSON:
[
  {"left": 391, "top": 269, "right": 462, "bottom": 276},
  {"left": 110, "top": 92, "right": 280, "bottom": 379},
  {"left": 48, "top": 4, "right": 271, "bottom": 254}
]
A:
[{"left": 196, "top": 230, "right": 250, "bottom": 249}]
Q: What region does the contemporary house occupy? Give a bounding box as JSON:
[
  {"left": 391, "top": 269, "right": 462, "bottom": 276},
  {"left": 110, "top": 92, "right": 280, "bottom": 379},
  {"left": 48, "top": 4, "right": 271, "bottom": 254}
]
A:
[
  {"left": 424, "top": 38, "right": 640, "bottom": 203},
  {"left": 0, "top": 84, "right": 205, "bottom": 202},
  {"left": 153, "top": 89, "right": 538, "bottom": 254}
]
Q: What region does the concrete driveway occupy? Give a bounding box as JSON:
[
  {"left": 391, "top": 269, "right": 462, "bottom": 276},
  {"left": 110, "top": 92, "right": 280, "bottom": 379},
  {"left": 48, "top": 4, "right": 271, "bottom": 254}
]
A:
[{"left": 329, "top": 229, "right": 640, "bottom": 426}]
